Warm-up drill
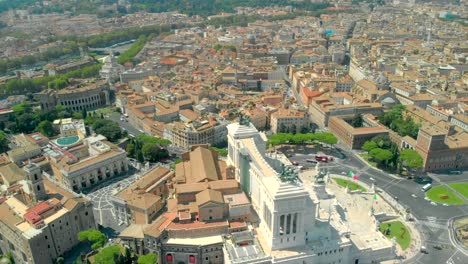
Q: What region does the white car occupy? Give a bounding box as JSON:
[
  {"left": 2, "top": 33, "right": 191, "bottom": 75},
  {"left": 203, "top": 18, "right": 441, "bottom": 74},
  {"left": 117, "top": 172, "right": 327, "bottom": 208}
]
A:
[
  {"left": 411, "top": 194, "right": 418, "bottom": 198},
  {"left": 442, "top": 203, "right": 449, "bottom": 207},
  {"left": 430, "top": 202, "right": 437, "bottom": 206},
  {"left": 369, "top": 177, "right": 375, "bottom": 181},
  {"left": 424, "top": 197, "right": 430, "bottom": 201}
]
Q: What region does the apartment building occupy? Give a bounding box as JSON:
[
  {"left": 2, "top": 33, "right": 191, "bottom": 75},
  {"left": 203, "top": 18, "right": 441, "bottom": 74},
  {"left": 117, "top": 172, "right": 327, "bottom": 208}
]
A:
[
  {"left": 270, "top": 108, "right": 309, "bottom": 133},
  {"left": 164, "top": 119, "right": 228, "bottom": 150}
]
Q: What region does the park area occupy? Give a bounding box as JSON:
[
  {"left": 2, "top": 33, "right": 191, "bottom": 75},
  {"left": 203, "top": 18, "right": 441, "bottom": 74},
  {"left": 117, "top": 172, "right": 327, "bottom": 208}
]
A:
[
  {"left": 426, "top": 186, "right": 465, "bottom": 205},
  {"left": 449, "top": 183, "right": 468, "bottom": 199},
  {"left": 379, "top": 221, "right": 411, "bottom": 250},
  {"left": 333, "top": 178, "right": 366, "bottom": 192}
]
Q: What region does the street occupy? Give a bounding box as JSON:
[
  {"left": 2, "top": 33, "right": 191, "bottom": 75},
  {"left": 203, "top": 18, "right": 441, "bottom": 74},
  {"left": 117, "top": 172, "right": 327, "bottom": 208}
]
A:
[
  {"left": 107, "top": 112, "right": 143, "bottom": 137},
  {"left": 286, "top": 144, "right": 468, "bottom": 264}
]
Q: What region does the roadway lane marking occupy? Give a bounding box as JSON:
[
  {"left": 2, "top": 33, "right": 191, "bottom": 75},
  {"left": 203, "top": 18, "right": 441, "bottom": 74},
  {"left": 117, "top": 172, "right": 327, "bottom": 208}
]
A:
[{"left": 381, "top": 179, "right": 403, "bottom": 189}]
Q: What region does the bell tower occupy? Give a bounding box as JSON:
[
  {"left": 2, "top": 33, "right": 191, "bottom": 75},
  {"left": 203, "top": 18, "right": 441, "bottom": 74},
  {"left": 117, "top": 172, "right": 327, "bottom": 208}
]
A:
[{"left": 23, "top": 162, "right": 47, "bottom": 203}]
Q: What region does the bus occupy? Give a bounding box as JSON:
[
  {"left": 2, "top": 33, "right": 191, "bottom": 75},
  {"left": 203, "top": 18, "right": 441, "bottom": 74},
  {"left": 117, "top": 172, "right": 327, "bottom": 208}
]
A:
[{"left": 422, "top": 184, "right": 432, "bottom": 192}]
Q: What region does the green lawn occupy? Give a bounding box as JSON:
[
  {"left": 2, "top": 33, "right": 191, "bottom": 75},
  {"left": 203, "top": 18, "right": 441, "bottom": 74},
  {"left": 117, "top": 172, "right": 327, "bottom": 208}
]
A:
[
  {"left": 379, "top": 221, "right": 411, "bottom": 250},
  {"left": 333, "top": 178, "right": 366, "bottom": 192},
  {"left": 449, "top": 183, "right": 468, "bottom": 199},
  {"left": 426, "top": 186, "right": 465, "bottom": 205},
  {"left": 360, "top": 153, "right": 377, "bottom": 167}
]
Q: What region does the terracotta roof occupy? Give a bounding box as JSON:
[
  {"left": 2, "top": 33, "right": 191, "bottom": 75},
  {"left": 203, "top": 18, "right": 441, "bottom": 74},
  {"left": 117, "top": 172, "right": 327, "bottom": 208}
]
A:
[
  {"left": 196, "top": 189, "right": 224, "bottom": 207},
  {"left": 0, "top": 163, "right": 26, "bottom": 185}
]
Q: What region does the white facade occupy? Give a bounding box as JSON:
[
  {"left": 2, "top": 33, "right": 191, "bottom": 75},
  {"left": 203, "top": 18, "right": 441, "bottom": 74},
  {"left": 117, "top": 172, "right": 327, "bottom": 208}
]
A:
[{"left": 226, "top": 122, "right": 395, "bottom": 264}]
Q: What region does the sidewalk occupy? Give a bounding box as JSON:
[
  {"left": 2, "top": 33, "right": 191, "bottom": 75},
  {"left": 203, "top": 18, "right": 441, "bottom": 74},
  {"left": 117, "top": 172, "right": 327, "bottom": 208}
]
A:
[{"left": 353, "top": 150, "right": 401, "bottom": 180}]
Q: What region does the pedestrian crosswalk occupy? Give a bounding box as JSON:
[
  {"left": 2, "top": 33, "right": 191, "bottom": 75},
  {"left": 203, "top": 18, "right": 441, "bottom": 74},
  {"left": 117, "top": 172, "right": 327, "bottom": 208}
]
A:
[{"left": 423, "top": 216, "right": 446, "bottom": 229}]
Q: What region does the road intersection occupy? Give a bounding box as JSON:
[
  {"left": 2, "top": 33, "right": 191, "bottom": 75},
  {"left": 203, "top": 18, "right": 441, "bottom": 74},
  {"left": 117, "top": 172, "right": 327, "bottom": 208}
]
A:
[{"left": 287, "top": 144, "right": 468, "bottom": 264}]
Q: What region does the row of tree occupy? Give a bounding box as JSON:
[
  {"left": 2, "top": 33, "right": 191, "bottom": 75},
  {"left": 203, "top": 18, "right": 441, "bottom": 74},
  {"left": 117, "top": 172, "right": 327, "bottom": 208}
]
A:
[
  {"left": 0, "top": 63, "right": 101, "bottom": 97},
  {"left": 361, "top": 134, "right": 423, "bottom": 172},
  {"left": 117, "top": 35, "right": 148, "bottom": 65},
  {"left": 268, "top": 132, "right": 338, "bottom": 147}
]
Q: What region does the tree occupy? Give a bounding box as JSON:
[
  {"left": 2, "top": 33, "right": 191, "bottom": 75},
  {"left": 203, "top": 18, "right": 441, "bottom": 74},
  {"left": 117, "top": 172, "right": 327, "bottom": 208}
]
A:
[
  {"left": 142, "top": 143, "right": 168, "bottom": 162},
  {"left": 94, "top": 245, "right": 122, "bottom": 264},
  {"left": 371, "top": 134, "right": 392, "bottom": 149},
  {"left": 56, "top": 256, "right": 65, "bottom": 264},
  {"left": 126, "top": 142, "right": 136, "bottom": 157},
  {"left": 92, "top": 119, "right": 122, "bottom": 142},
  {"left": 369, "top": 148, "right": 393, "bottom": 167},
  {"left": 123, "top": 246, "right": 132, "bottom": 264},
  {"left": 15, "top": 113, "right": 38, "bottom": 133},
  {"left": 351, "top": 114, "right": 363, "bottom": 128},
  {"left": 36, "top": 120, "right": 56, "bottom": 137},
  {"left": 399, "top": 149, "right": 423, "bottom": 171},
  {"left": 362, "top": 140, "right": 378, "bottom": 152},
  {"left": 138, "top": 253, "right": 158, "bottom": 264},
  {"left": 81, "top": 107, "right": 88, "bottom": 119},
  {"left": 0, "top": 252, "right": 15, "bottom": 264},
  {"left": 78, "top": 229, "right": 107, "bottom": 250},
  {"left": 0, "top": 131, "right": 8, "bottom": 153},
  {"left": 210, "top": 147, "right": 228, "bottom": 157}
]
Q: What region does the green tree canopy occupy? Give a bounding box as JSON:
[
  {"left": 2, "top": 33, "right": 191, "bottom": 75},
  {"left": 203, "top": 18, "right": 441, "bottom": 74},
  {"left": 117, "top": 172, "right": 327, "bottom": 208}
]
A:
[
  {"left": 93, "top": 245, "right": 122, "bottom": 264},
  {"left": 369, "top": 148, "right": 393, "bottom": 166},
  {"left": 210, "top": 147, "right": 228, "bottom": 157},
  {"left": 92, "top": 119, "right": 123, "bottom": 142},
  {"left": 78, "top": 229, "right": 107, "bottom": 250},
  {"left": 0, "top": 131, "right": 9, "bottom": 153},
  {"left": 378, "top": 105, "right": 420, "bottom": 139},
  {"left": 362, "top": 140, "right": 378, "bottom": 152},
  {"left": 36, "top": 120, "right": 57, "bottom": 137},
  {"left": 137, "top": 253, "right": 158, "bottom": 264},
  {"left": 142, "top": 143, "right": 169, "bottom": 162},
  {"left": 399, "top": 149, "right": 423, "bottom": 170},
  {"left": 267, "top": 132, "right": 338, "bottom": 146}
]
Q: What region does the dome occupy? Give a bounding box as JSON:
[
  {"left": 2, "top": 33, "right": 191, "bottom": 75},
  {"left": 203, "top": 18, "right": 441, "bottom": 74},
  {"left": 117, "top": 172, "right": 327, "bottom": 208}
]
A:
[{"left": 381, "top": 97, "right": 396, "bottom": 105}]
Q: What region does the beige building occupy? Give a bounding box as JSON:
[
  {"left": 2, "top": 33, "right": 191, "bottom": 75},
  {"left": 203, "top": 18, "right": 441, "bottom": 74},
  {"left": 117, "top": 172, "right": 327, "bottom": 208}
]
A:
[
  {"left": 270, "top": 108, "right": 309, "bottom": 133},
  {"left": 48, "top": 138, "right": 129, "bottom": 192},
  {"left": 164, "top": 119, "right": 228, "bottom": 150},
  {"left": 0, "top": 163, "right": 96, "bottom": 264},
  {"left": 53, "top": 118, "right": 86, "bottom": 138},
  {"left": 403, "top": 106, "right": 468, "bottom": 171},
  {"left": 111, "top": 167, "right": 174, "bottom": 225},
  {"left": 328, "top": 115, "right": 389, "bottom": 149},
  {"left": 308, "top": 96, "right": 384, "bottom": 128}
]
